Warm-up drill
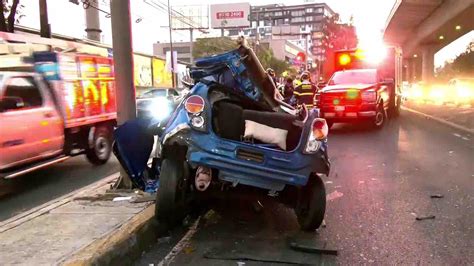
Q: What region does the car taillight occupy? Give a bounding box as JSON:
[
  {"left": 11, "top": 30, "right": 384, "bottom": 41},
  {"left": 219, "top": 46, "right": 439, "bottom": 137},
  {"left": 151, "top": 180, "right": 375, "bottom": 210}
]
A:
[
  {"left": 361, "top": 90, "right": 376, "bottom": 102},
  {"left": 305, "top": 118, "right": 328, "bottom": 154},
  {"left": 312, "top": 118, "right": 328, "bottom": 140},
  {"left": 185, "top": 95, "right": 205, "bottom": 114}
]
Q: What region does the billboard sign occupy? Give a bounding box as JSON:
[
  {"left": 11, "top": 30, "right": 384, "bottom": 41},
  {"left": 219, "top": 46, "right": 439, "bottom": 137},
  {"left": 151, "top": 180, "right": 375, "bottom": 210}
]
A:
[
  {"left": 210, "top": 3, "right": 250, "bottom": 29},
  {"left": 152, "top": 58, "right": 173, "bottom": 88},
  {"left": 171, "top": 5, "right": 209, "bottom": 30},
  {"left": 134, "top": 54, "right": 152, "bottom": 87}
]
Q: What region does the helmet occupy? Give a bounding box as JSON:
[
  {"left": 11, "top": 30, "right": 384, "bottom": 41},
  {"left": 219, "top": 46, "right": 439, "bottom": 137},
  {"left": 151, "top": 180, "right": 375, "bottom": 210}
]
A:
[
  {"left": 300, "top": 71, "right": 310, "bottom": 81},
  {"left": 266, "top": 68, "right": 275, "bottom": 77}
]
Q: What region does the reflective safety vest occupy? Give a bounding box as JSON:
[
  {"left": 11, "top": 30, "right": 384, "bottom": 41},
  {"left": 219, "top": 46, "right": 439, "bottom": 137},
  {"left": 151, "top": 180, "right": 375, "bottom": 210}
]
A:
[{"left": 294, "top": 80, "right": 316, "bottom": 108}]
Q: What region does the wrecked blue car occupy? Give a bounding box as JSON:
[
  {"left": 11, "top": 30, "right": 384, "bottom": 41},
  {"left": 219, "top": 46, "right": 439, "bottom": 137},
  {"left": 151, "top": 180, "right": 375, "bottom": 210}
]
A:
[{"left": 152, "top": 42, "right": 330, "bottom": 231}]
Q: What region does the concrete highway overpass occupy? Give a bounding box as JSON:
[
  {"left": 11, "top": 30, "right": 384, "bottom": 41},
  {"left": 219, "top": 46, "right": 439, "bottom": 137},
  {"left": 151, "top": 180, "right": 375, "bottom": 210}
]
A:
[{"left": 384, "top": 0, "right": 474, "bottom": 82}]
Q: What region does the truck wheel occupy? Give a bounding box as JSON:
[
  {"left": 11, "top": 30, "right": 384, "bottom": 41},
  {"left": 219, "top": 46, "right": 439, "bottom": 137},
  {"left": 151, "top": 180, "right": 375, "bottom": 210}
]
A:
[
  {"left": 86, "top": 126, "right": 112, "bottom": 165},
  {"left": 373, "top": 104, "right": 386, "bottom": 129},
  {"left": 155, "top": 158, "right": 188, "bottom": 226},
  {"left": 389, "top": 97, "right": 401, "bottom": 118},
  {"left": 295, "top": 175, "right": 326, "bottom": 231}
]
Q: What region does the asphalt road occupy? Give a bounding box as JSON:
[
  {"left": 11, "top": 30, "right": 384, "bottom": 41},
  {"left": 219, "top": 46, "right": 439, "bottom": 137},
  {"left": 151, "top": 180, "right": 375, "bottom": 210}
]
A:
[
  {"left": 0, "top": 156, "right": 120, "bottom": 222},
  {"left": 138, "top": 110, "right": 473, "bottom": 265}
]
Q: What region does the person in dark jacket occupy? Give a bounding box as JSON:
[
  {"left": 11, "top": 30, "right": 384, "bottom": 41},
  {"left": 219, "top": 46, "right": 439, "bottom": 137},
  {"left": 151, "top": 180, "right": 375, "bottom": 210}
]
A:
[
  {"left": 294, "top": 71, "right": 317, "bottom": 109},
  {"left": 283, "top": 77, "right": 294, "bottom": 103}
]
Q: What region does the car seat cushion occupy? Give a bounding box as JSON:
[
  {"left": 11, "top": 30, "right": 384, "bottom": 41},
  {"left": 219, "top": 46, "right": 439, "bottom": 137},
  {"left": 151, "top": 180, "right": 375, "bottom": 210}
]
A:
[{"left": 244, "top": 120, "right": 288, "bottom": 150}]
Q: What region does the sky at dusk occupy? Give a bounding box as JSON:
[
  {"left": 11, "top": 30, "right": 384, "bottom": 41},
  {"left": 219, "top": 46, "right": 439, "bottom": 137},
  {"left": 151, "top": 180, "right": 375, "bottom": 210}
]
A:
[{"left": 15, "top": 0, "right": 473, "bottom": 67}]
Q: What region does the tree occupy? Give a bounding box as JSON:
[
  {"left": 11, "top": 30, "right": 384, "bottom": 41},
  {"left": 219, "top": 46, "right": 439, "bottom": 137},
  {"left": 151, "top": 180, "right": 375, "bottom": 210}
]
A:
[
  {"left": 322, "top": 14, "right": 358, "bottom": 51},
  {"left": 435, "top": 47, "right": 474, "bottom": 81},
  {"left": 255, "top": 46, "right": 291, "bottom": 76},
  {"left": 192, "top": 37, "right": 236, "bottom": 58},
  {"left": 317, "top": 14, "right": 358, "bottom": 79},
  {"left": 0, "top": 0, "right": 23, "bottom": 33},
  {"left": 193, "top": 37, "right": 292, "bottom": 77}
]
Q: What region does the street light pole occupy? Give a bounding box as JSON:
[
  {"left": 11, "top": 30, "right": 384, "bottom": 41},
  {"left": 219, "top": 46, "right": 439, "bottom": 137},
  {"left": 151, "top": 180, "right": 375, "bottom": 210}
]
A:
[
  {"left": 167, "top": 0, "right": 176, "bottom": 87},
  {"left": 110, "top": 0, "right": 135, "bottom": 188}
]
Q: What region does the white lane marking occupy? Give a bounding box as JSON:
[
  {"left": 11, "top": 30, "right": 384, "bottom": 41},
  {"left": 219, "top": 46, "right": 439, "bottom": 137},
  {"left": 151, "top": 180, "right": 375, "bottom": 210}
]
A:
[
  {"left": 158, "top": 216, "right": 202, "bottom": 266},
  {"left": 452, "top": 133, "right": 470, "bottom": 141}
]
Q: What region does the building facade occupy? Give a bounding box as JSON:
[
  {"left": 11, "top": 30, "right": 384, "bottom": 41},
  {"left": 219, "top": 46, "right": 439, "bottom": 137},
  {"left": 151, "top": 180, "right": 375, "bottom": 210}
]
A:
[
  {"left": 153, "top": 42, "right": 193, "bottom": 64},
  {"left": 153, "top": 38, "right": 305, "bottom": 64},
  {"left": 228, "top": 3, "right": 336, "bottom": 61}
]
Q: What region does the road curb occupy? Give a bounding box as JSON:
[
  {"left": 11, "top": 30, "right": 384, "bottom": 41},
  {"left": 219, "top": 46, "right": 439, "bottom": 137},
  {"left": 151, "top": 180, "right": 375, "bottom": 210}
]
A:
[
  {"left": 402, "top": 106, "right": 474, "bottom": 135},
  {"left": 63, "top": 204, "right": 160, "bottom": 266}
]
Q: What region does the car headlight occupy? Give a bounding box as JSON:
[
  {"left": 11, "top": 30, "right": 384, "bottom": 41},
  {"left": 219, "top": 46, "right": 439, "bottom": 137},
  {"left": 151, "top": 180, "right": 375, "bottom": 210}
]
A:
[{"left": 148, "top": 98, "right": 172, "bottom": 120}]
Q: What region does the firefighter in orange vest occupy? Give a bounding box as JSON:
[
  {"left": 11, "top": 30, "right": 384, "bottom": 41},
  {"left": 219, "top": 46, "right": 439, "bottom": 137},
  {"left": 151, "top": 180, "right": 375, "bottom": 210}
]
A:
[{"left": 294, "top": 71, "right": 317, "bottom": 109}]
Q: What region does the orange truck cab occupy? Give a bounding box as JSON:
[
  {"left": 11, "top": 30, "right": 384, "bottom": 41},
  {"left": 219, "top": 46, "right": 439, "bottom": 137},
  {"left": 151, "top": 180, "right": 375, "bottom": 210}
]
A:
[
  {"left": 315, "top": 47, "right": 402, "bottom": 129},
  {"left": 0, "top": 52, "right": 116, "bottom": 179}
]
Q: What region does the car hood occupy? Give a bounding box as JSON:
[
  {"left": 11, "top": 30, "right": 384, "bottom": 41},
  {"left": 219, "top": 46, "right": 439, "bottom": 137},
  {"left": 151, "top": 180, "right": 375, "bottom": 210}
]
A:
[{"left": 321, "top": 83, "right": 375, "bottom": 92}]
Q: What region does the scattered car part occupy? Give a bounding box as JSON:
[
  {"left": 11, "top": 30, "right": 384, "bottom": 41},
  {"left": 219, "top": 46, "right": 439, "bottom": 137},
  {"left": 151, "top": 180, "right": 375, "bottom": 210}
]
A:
[
  {"left": 416, "top": 215, "right": 436, "bottom": 221},
  {"left": 195, "top": 166, "right": 212, "bottom": 191},
  {"left": 288, "top": 241, "right": 338, "bottom": 256}
]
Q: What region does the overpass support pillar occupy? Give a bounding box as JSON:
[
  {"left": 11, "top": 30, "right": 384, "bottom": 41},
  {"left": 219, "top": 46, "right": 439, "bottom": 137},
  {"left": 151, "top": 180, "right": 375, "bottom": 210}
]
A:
[
  {"left": 421, "top": 45, "right": 436, "bottom": 83},
  {"left": 405, "top": 58, "right": 415, "bottom": 83}
]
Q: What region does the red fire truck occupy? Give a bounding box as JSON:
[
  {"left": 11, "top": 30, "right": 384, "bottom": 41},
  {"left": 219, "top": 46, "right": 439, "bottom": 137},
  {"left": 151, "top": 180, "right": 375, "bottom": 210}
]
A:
[{"left": 315, "top": 47, "right": 402, "bottom": 129}]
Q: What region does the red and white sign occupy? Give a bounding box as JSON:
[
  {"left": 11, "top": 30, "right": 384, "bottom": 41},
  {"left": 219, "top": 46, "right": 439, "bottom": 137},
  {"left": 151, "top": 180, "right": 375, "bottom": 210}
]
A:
[
  {"left": 216, "top": 11, "right": 244, "bottom": 19},
  {"left": 210, "top": 3, "right": 250, "bottom": 28}
]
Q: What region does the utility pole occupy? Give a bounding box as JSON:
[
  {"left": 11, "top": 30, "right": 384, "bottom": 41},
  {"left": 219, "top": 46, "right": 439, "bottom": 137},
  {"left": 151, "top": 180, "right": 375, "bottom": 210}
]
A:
[
  {"left": 167, "top": 0, "right": 176, "bottom": 87},
  {"left": 39, "top": 0, "right": 51, "bottom": 38},
  {"left": 189, "top": 28, "right": 194, "bottom": 64},
  {"left": 305, "top": 33, "right": 309, "bottom": 71},
  {"left": 85, "top": 4, "right": 102, "bottom": 41},
  {"left": 110, "top": 0, "right": 135, "bottom": 188}
]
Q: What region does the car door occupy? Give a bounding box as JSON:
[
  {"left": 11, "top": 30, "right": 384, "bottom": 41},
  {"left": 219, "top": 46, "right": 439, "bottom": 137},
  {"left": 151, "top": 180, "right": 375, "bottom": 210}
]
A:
[{"left": 0, "top": 75, "right": 63, "bottom": 170}]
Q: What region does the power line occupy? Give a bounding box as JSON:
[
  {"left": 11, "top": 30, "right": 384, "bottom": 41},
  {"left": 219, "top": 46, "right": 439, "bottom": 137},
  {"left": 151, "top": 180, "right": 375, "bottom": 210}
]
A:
[{"left": 144, "top": 0, "right": 207, "bottom": 32}]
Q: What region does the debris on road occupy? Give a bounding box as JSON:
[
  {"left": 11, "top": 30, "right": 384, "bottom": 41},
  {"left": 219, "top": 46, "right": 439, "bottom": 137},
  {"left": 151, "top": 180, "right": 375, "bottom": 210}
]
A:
[
  {"left": 326, "top": 190, "right": 344, "bottom": 201},
  {"left": 157, "top": 236, "right": 172, "bottom": 245},
  {"left": 131, "top": 194, "right": 155, "bottom": 203},
  {"left": 430, "top": 194, "right": 444, "bottom": 199},
  {"left": 112, "top": 196, "right": 133, "bottom": 202},
  {"left": 203, "top": 251, "right": 309, "bottom": 265},
  {"left": 183, "top": 245, "right": 196, "bottom": 254},
  {"left": 288, "top": 241, "right": 338, "bottom": 256},
  {"left": 252, "top": 200, "right": 264, "bottom": 213},
  {"left": 358, "top": 180, "right": 365, "bottom": 184},
  {"left": 416, "top": 215, "right": 436, "bottom": 221}
]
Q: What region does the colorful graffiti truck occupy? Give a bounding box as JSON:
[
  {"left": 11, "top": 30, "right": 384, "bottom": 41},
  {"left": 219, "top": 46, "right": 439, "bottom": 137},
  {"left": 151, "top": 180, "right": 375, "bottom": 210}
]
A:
[{"left": 0, "top": 51, "right": 117, "bottom": 180}]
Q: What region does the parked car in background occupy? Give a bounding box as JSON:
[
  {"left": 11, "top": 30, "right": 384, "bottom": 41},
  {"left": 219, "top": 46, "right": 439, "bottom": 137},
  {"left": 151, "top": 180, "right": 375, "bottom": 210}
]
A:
[{"left": 136, "top": 88, "right": 181, "bottom": 120}]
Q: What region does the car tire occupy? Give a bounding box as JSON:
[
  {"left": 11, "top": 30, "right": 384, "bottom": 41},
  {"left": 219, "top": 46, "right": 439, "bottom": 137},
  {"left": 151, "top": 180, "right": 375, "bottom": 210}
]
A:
[
  {"left": 86, "top": 125, "right": 113, "bottom": 165},
  {"left": 155, "top": 157, "right": 188, "bottom": 226},
  {"left": 373, "top": 104, "right": 386, "bottom": 129},
  {"left": 295, "top": 175, "right": 326, "bottom": 231}
]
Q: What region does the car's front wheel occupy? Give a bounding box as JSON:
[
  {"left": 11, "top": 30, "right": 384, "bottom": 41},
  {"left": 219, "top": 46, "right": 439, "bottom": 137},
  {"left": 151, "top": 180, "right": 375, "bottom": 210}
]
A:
[
  {"left": 295, "top": 175, "right": 326, "bottom": 231},
  {"left": 155, "top": 157, "right": 189, "bottom": 226}
]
